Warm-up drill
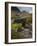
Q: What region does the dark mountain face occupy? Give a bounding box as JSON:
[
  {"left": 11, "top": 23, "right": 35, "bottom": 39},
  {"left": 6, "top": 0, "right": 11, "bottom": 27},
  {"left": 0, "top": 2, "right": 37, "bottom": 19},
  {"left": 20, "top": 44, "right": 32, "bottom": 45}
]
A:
[{"left": 11, "top": 7, "right": 20, "bottom": 13}]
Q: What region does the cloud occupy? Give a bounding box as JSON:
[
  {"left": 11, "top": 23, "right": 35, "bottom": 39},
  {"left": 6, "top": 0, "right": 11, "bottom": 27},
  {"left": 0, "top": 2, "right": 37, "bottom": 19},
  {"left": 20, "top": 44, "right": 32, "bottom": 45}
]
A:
[
  {"left": 29, "top": 11, "right": 32, "bottom": 14},
  {"left": 18, "top": 7, "right": 32, "bottom": 13}
]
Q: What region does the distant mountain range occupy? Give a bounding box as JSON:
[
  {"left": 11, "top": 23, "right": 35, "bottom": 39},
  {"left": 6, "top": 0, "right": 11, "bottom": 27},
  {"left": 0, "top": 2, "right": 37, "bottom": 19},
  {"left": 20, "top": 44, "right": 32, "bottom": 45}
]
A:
[
  {"left": 11, "top": 7, "right": 29, "bottom": 13},
  {"left": 11, "top": 7, "right": 32, "bottom": 18}
]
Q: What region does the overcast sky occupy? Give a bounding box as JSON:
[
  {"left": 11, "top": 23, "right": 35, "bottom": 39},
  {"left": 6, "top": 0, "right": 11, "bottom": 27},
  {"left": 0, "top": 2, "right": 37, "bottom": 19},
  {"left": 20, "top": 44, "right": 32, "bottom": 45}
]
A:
[{"left": 18, "top": 7, "right": 32, "bottom": 13}]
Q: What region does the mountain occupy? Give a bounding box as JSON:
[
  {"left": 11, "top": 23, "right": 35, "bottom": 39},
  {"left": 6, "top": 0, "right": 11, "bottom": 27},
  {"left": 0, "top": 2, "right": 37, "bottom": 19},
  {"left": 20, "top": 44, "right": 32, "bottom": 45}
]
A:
[
  {"left": 22, "top": 11, "right": 28, "bottom": 13},
  {"left": 11, "top": 7, "right": 20, "bottom": 13}
]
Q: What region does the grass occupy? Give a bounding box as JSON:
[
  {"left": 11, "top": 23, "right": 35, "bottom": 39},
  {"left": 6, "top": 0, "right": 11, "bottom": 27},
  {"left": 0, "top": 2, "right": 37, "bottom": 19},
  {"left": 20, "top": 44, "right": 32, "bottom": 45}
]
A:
[{"left": 11, "top": 23, "right": 22, "bottom": 32}]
